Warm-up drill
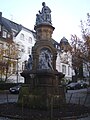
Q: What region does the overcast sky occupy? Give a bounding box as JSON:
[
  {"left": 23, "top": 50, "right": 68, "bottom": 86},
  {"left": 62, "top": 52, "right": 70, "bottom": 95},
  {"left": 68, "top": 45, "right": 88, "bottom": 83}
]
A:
[{"left": 0, "top": 0, "right": 90, "bottom": 42}]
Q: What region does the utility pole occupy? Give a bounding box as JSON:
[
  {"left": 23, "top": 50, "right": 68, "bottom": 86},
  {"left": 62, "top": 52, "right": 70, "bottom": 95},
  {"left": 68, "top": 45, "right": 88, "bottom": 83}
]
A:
[{"left": 16, "top": 57, "right": 20, "bottom": 83}]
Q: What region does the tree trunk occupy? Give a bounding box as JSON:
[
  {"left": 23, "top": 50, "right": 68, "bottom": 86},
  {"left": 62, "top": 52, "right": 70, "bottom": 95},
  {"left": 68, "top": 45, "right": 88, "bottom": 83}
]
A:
[{"left": 5, "top": 65, "right": 8, "bottom": 82}]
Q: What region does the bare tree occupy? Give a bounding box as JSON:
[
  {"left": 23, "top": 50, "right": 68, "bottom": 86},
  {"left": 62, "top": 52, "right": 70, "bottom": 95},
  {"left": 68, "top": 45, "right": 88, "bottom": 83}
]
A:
[
  {"left": 0, "top": 40, "right": 19, "bottom": 82},
  {"left": 71, "top": 13, "right": 90, "bottom": 84}
]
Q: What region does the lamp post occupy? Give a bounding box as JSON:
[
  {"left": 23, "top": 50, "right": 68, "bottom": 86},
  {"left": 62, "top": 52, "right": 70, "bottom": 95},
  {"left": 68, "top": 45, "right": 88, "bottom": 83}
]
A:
[{"left": 16, "top": 57, "right": 21, "bottom": 83}]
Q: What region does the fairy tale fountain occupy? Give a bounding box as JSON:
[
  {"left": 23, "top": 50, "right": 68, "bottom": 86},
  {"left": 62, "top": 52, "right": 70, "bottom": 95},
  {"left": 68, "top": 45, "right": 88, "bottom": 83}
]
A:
[{"left": 19, "top": 2, "right": 65, "bottom": 109}]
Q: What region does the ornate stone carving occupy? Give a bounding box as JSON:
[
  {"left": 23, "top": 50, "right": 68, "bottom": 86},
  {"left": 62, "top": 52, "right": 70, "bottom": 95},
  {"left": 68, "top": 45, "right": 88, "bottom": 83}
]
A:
[
  {"left": 35, "top": 2, "right": 52, "bottom": 25},
  {"left": 26, "top": 55, "right": 33, "bottom": 70},
  {"left": 38, "top": 48, "right": 53, "bottom": 70}
]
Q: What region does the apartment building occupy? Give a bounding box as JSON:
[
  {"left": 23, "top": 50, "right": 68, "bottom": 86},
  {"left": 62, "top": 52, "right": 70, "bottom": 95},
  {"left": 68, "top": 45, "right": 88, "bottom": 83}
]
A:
[
  {"left": 53, "top": 37, "right": 72, "bottom": 82},
  {"left": 0, "top": 12, "right": 72, "bottom": 83},
  {"left": 0, "top": 12, "right": 36, "bottom": 82}
]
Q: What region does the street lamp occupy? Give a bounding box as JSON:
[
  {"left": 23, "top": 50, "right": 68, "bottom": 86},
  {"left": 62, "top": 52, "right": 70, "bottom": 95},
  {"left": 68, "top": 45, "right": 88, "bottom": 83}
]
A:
[{"left": 16, "top": 57, "right": 21, "bottom": 83}]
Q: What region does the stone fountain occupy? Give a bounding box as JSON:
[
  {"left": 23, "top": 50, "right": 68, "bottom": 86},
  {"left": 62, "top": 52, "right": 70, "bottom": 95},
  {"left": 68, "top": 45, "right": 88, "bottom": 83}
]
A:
[{"left": 19, "top": 2, "right": 65, "bottom": 109}]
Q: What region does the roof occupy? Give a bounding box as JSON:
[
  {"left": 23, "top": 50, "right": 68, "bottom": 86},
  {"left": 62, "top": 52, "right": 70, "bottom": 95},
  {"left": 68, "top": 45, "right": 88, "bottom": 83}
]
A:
[
  {"left": 0, "top": 12, "right": 2, "bottom": 24},
  {"left": 60, "top": 37, "right": 69, "bottom": 45},
  {"left": 0, "top": 13, "right": 22, "bottom": 35},
  {"left": 2, "top": 17, "right": 22, "bottom": 33},
  {"left": 0, "top": 12, "right": 35, "bottom": 37},
  {"left": 51, "top": 38, "right": 59, "bottom": 45},
  {"left": 60, "top": 37, "right": 68, "bottom": 42}
]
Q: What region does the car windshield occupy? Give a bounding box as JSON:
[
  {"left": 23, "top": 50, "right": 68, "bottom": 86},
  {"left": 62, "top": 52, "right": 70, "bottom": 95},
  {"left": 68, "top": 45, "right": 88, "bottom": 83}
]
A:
[
  {"left": 67, "top": 83, "right": 77, "bottom": 87},
  {"left": 12, "top": 85, "right": 21, "bottom": 88}
]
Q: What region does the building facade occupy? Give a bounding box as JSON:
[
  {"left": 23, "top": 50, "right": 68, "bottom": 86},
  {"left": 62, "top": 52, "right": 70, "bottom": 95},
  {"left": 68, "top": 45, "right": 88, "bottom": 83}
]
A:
[
  {"left": 0, "top": 12, "right": 72, "bottom": 83},
  {"left": 0, "top": 12, "right": 36, "bottom": 82},
  {"left": 13, "top": 26, "right": 36, "bottom": 82},
  {"left": 53, "top": 37, "right": 72, "bottom": 82}
]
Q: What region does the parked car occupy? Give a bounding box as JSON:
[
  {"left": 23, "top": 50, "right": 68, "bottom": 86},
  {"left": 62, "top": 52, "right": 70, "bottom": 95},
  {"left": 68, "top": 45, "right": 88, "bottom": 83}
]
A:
[
  {"left": 66, "top": 82, "right": 82, "bottom": 90},
  {"left": 66, "top": 81, "right": 88, "bottom": 90},
  {"left": 78, "top": 80, "right": 89, "bottom": 88},
  {"left": 9, "top": 84, "right": 21, "bottom": 94},
  {"left": 77, "top": 80, "right": 88, "bottom": 88},
  {"left": 82, "top": 82, "right": 88, "bottom": 88}
]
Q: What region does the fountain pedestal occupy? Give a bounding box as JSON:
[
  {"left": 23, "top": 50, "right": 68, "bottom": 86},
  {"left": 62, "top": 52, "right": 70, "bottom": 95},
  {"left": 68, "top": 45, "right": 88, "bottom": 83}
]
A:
[{"left": 18, "top": 2, "right": 65, "bottom": 109}]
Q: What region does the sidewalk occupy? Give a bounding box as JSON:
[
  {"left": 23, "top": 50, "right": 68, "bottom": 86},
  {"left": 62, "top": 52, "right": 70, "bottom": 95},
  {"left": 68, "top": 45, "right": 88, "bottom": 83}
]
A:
[
  {"left": 66, "top": 87, "right": 90, "bottom": 107},
  {"left": 0, "top": 90, "right": 9, "bottom": 94},
  {"left": 77, "top": 115, "right": 90, "bottom": 120},
  {"left": 87, "top": 87, "right": 90, "bottom": 94}
]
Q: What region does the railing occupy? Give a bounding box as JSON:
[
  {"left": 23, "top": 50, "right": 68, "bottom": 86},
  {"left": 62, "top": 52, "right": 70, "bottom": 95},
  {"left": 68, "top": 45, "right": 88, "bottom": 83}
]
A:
[{"left": 66, "top": 88, "right": 90, "bottom": 107}]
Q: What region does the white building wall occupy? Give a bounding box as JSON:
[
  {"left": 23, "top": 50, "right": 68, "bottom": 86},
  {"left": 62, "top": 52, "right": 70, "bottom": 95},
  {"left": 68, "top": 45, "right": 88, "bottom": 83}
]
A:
[
  {"left": 83, "top": 62, "right": 90, "bottom": 80},
  {"left": 14, "top": 28, "right": 35, "bottom": 62},
  {"left": 56, "top": 51, "right": 72, "bottom": 81},
  {"left": 11, "top": 27, "right": 36, "bottom": 83}
]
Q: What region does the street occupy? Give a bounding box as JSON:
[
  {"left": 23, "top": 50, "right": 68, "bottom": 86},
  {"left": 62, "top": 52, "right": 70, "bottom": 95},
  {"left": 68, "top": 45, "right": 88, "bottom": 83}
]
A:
[
  {"left": 0, "top": 92, "right": 19, "bottom": 119},
  {"left": 66, "top": 87, "right": 90, "bottom": 107},
  {"left": 0, "top": 88, "right": 90, "bottom": 120},
  {"left": 0, "top": 88, "right": 90, "bottom": 106},
  {"left": 0, "top": 92, "right": 18, "bottom": 104}
]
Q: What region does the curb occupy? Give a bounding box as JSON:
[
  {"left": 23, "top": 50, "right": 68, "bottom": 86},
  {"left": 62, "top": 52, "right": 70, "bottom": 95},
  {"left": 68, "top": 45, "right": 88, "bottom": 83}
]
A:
[
  {"left": 61, "top": 114, "right": 89, "bottom": 120},
  {"left": 0, "top": 90, "right": 9, "bottom": 94},
  {"left": 0, "top": 114, "right": 22, "bottom": 119},
  {"left": 0, "top": 114, "right": 89, "bottom": 120}
]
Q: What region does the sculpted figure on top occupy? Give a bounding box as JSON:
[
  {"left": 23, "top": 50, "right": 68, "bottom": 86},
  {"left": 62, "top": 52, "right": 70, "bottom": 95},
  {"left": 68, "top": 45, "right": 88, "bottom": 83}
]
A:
[{"left": 36, "top": 2, "right": 52, "bottom": 25}]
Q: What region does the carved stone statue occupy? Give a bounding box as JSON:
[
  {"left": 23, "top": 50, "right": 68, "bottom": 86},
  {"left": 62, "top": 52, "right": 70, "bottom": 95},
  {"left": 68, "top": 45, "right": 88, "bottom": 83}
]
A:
[
  {"left": 36, "top": 2, "right": 52, "bottom": 25},
  {"left": 38, "top": 49, "right": 53, "bottom": 70},
  {"left": 27, "top": 55, "right": 33, "bottom": 70},
  {"left": 24, "top": 60, "right": 28, "bottom": 70}
]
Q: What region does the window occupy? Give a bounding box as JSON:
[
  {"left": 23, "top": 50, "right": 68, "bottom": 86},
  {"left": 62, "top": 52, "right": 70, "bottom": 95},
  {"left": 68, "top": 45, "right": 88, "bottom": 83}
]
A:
[
  {"left": 68, "top": 66, "right": 70, "bottom": 75},
  {"left": 21, "top": 45, "right": 25, "bottom": 52},
  {"left": 56, "top": 44, "right": 57, "bottom": 48},
  {"left": 22, "top": 62, "right": 25, "bottom": 71},
  {"left": 0, "top": 25, "right": 1, "bottom": 31},
  {"left": 20, "top": 33, "right": 24, "bottom": 40},
  {"left": 8, "top": 34, "right": 11, "bottom": 38},
  {"left": 64, "top": 54, "right": 68, "bottom": 60},
  {"left": 2, "top": 31, "right": 7, "bottom": 38},
  {"left": 28, "top": 37, "right": 32, "bottom": 43},
  {"left": 13, "top": 32, "right": 16, "bottom": 37},
  {"left": 28, "top": 47, "right": 31, "bottom": 54},
  {"left": 62, "top": 65, "right": 66, "bottom": 74},
  {"left": 0, "top": 43, "right": 4, "bottom": 54}
]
